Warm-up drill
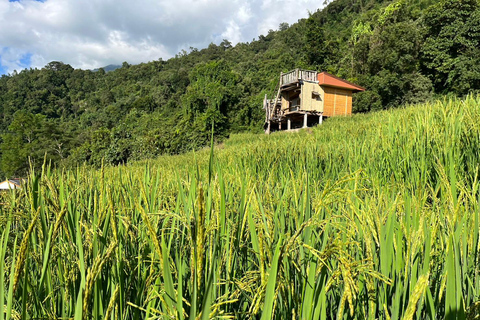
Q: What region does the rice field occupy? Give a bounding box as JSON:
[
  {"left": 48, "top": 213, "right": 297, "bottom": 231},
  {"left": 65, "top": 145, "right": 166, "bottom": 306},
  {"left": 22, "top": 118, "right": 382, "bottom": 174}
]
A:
[{"left": 1, "top": 95, "right": 480, "bottom": 319}]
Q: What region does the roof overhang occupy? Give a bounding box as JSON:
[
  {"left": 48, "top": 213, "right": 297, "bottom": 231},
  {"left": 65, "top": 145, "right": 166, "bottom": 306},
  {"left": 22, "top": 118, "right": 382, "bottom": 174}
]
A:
[{"left": 317, "top": 72, "right": 365, "bottom": 92}]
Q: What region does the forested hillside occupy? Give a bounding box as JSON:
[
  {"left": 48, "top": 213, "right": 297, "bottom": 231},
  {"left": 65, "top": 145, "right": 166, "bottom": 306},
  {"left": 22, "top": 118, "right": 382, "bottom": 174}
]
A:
[{"left": 0, "top": 0, "right": 479, "bottom": 177}]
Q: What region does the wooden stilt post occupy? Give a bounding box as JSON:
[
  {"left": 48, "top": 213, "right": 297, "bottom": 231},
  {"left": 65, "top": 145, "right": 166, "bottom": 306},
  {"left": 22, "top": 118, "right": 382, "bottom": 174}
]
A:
[
  {"left": 303, "top": 113, "right": 308, "bottom": 128},
  {"left": 263, "top": 94, "right": 269, "bottom": 122},
  {"left": 319, "top": 114, "right": 323, "bottom": 125},
  {"left": 279, "top": 121, "right": 282, "bottom": 130},
  {"left": 287, "top": 118, "right": 291, "bottom": 130},
  {"left": 264, "top": 94, "right": 271, "bottom": 134}
]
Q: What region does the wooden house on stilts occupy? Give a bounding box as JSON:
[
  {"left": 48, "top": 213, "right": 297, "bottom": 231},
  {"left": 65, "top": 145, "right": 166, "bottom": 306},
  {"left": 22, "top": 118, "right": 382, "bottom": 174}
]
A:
[{"left": 264, "top": 69, "right": 365, "bottom": 133}]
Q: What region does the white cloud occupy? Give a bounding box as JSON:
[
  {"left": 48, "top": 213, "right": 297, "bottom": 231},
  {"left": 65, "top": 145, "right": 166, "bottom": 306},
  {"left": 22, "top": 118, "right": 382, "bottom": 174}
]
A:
[
  {"left": 0, "top": 47, "right": 30, "bottom": 72},
  {"left": 0, "top": 0, "right": 324, "bottom": 73}
]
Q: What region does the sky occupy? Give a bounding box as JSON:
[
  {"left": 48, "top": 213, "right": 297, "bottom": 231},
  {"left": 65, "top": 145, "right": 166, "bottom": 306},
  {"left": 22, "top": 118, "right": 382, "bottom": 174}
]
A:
[{"left": 0, "top": 0, "right": 324, "bottom": 75}]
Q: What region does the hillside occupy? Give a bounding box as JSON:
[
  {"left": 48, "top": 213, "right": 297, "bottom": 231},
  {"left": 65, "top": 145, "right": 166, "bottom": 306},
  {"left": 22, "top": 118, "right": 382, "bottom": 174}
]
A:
[
  {"left": 1, "top": 95, "right": 480, "bottom": 318},
  {"left": 0, "top": 0, "right": 479, "bottom": 177}
]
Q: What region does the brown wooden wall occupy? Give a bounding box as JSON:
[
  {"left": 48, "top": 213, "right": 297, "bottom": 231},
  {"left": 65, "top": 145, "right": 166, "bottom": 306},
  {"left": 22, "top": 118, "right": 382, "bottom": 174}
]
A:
[
  {"left": 301, "top": 82, "right": 322, "bottom": 112},
  {"left": 323, "top": 87, "right": 353, "bottom": 117}
]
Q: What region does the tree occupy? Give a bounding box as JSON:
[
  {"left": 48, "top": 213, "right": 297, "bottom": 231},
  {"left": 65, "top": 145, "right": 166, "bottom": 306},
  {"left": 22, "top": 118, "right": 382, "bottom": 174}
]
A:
[
  {"left": 303, "top": 16, "right": 327, "bottom": 68},
  {"left": 1, "top": 111, "right": 46, "bottom": 176},
  {"left": 182, "top": 60, "right": 240, "bottom": 136},
  {"left": 421, "top": 0, "right": 480, "bottom": 94},
  {"left": 279, "top": 22, "right": 289, "bottom": 31}
]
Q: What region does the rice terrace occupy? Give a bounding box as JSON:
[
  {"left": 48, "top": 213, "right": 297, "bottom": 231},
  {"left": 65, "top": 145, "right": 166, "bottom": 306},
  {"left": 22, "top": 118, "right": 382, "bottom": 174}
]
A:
[
  {"left": 1, "top": 0, "right": 480, "bottom": 319},
  {"left": 1, "top": 95, "right": 480, "bottom": 319}
]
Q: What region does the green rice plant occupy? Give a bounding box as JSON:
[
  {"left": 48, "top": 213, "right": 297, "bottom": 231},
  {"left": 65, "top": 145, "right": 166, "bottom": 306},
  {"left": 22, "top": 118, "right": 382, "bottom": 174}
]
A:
[{"left": 1, "top": 95, "right": 480, "bottom": 319}]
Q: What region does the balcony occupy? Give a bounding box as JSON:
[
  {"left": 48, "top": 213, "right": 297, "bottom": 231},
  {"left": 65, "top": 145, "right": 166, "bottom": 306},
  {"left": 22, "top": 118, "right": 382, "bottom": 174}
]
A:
[{"left": 280, "top": 69, "right": 317, "bottom": 87}]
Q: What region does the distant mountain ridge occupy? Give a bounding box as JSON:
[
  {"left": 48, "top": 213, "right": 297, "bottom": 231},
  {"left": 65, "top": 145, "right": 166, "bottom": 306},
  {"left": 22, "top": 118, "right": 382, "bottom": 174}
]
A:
[{"left": 93, "top": 64, "right": 122, "bottom": 72}]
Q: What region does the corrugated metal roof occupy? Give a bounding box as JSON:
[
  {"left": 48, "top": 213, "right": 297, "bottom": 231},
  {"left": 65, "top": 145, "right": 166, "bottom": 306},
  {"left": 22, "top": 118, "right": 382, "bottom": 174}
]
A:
[
  {"left": 9, "top": 179, "right": 23, "bottom": 186},
  {"left": 0, "top": 178, "right": 26, "bottom": 190}
]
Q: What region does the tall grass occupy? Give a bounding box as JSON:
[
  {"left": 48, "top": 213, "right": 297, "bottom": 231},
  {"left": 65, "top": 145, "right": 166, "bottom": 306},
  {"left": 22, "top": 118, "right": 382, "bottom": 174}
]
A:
[{"left": 1, "top": 95, "right": 480, "bottom": 319}]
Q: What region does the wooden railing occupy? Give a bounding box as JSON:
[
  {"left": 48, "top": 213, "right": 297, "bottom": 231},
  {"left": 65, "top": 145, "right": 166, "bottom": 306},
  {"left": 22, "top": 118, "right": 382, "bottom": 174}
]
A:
[{"left": 280, "top": 69, "right": 317, "bottom": 86}]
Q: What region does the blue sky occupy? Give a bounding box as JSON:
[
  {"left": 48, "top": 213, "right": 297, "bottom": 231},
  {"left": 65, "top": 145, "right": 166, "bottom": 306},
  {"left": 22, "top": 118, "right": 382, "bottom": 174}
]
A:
[
  {"left": 0, "top": 0, "right": 326, "bottom": 75},
  {"left": 0, "top": 48, "right": 31, "bottom": 74}
]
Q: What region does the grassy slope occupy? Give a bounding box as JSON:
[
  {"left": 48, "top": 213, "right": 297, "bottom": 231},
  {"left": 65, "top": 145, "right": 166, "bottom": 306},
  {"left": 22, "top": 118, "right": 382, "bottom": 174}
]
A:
[{"left": 2, "top": 95, "right": 480, "bottom": 319}]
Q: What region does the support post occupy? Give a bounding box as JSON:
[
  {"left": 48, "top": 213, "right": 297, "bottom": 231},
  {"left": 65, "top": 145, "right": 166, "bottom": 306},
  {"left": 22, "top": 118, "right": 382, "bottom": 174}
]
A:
[
  {"left": 265, "top": 121, "right": 271, "bottom": 134},
  {"left": 279, "top": 122, "right": 282, "bottom": 130},
  {"left": 287, "top": 118, "right": 291, "bottom": 130},
  {"left": 303, "top": 113, "right": 308, "bottom": 128},
  {"left": 319, "top": 114, "right": 323, "bottom": 125},
  {"left": 264, "top": 94, "right": 269, "bottom": 124}
]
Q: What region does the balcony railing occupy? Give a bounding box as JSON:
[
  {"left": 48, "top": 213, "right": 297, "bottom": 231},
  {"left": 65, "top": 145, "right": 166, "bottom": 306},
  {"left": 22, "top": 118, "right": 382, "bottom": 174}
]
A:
[{"left": 280, "top": 69, "right": 317, "bottom": 86}]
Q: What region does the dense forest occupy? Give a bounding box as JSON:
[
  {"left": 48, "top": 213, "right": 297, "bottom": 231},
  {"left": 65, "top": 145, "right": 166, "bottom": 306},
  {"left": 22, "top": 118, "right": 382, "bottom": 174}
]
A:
[{"left": 0, "top": 0, "right": 479, "bottom": 177}]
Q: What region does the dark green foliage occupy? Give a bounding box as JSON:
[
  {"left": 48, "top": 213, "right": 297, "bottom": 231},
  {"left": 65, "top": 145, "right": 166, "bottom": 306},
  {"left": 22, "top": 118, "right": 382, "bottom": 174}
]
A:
[
  {"left": 421, "top": 0, "right": 480, "bottom": 94},
  {"left": 353, "top": 90, "right": 382, "bottom": 112},
  {"left": 304, "top": 16, "right": 327, "bottom": 68},
  {"left": 0, "top": 0, "right": 478, "bottom": 177},
  {"left": 1, "top": 111, "right": 69, "bottom": 176}
]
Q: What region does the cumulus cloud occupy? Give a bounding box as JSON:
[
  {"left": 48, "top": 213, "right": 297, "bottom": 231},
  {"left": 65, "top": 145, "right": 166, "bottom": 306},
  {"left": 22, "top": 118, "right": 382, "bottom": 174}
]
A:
[{"left": 0, "top": 0, "right": 323, "bottom": 73}]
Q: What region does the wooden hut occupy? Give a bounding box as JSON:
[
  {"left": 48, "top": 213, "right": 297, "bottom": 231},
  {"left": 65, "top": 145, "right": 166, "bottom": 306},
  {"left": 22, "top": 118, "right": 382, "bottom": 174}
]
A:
[{"left": 263, "top": 69, "right": 365, "bottom": 133}]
